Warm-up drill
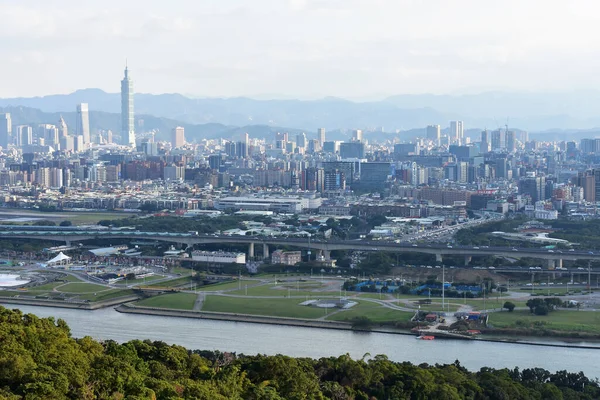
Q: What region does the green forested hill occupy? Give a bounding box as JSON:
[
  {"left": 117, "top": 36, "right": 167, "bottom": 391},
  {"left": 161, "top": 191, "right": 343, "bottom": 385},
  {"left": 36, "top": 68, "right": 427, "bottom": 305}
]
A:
[{"left": 0, "top": 306, "right": 596, "bottom": 399}]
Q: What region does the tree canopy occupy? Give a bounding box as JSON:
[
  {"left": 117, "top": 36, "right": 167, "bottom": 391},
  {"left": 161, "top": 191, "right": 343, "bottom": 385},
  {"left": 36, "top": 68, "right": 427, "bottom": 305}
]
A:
[{"left": 0, "top": 306, "right": 597, "bottom": 399}]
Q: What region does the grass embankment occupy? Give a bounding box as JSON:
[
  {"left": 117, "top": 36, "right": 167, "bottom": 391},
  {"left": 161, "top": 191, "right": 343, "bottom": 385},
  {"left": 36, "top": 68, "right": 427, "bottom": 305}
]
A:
[
  {"left": 327, "top": 302, "right": 414, "bottom": 323},
  {"left": 78, "top": 289, "right": 136, "bottom": 302},
  {"left": 201, "top": 296, "right": 325, "bottom": 319},
  {"left": 136, "top": 292, "right": 198, "bottom": 310},
  {"left": 488, "top": 310, "right": 600, "bottom": 335},
  {"left": 57, "top": 283, "right": 108, "bottom": 293},
  {"left": 196, "top": 279, "right": 258, "bottom": 292},
  {"left": 148, "top": 276, "right": 193, "bottom": 288},
  {"left": 123, "top": 275, "right": 165, "bottom": 284}
]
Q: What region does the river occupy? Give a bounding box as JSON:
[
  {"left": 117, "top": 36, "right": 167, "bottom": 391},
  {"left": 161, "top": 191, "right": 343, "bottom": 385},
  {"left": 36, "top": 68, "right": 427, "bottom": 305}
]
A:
[{"left": 2, "top": 304, "right": 598, "bottom": 379}]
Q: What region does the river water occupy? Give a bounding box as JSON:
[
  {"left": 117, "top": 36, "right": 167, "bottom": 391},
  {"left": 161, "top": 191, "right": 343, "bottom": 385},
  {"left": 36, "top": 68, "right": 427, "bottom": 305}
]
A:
[{"left": 2, "top": 304, "right": 598, "bottom": 379}]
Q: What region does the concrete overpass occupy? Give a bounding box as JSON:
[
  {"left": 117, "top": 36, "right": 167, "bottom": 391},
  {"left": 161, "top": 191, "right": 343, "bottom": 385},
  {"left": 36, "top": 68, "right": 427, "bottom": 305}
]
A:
[{"left": 2, "top": 229, "right": 600, "bottom": 267}]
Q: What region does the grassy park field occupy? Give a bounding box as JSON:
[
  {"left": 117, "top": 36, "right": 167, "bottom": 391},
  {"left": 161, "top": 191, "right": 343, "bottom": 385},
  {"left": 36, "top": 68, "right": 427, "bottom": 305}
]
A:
[
  {"left": 488, "top": 309, "right": 600, "bottom": 334},
  {"left": 201, "top": 296, "right": 330, "bottom": 319},
  {"left": 135, "top": 292, "right": 198, "bottom": 310},
  {"left": 326, "top": 302, "right": 414, "bottom": 323}
]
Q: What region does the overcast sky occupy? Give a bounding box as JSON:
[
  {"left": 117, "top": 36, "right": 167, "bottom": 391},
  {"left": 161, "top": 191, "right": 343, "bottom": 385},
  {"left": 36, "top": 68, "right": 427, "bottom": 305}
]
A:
[{"left": 2, "top": 0, "right": 600, "bottom": 99}]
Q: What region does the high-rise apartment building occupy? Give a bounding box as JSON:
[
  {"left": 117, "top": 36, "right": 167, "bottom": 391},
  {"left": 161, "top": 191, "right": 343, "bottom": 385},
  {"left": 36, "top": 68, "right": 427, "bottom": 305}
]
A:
[
  {"left": 38, "top": 124, "right": 59, "bottom": 148},
  {"left": 0, "top": 113, "right": 11, "bottom": 148},
  {"left": 58, "top": 116, "right": 68, "bottom": 138},
  {"left": 317, "top": 128, "right": 326, "bottom": 146},
  {"left": 426, "top": 125, "right": 441, "bottom": 145},
  {"left": 171, "top": 126, "right": 185, "bottom": 148},
  {"left": 352, "top": 129, "right": 363, "bottom": 143},
  {"left": 15, "top": 125, "right": 33, "bottom": 147},
  {"left": 76, "top": 103, "right": 90, "bottom": 145},
  {"left": 449, "top": 121, "right": 464, "bottom": 144},
  {"left": 505, "top": 131, "right": 516, "bottom": 153},
  {"left": 491, "top": 129, "right": 505, "bottom": 151},
  {"left": 480, "top": 130, "right": 489, "bottom": 153},
  {"left": 121, "top": 66, "right": 135, "bottom": 146},
  {"left": 296, "top": 132, "right": 307, "bottom": 149}
]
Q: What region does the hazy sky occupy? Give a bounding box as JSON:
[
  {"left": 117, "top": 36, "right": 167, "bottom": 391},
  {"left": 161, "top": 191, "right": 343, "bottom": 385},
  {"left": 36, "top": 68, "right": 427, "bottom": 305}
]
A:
[{"left": 2, "top": 0, "right": 600, "bottom": 99}]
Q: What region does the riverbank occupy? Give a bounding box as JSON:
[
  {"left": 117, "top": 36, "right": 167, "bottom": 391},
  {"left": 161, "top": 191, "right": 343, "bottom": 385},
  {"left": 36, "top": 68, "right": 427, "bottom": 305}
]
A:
[
  {"left": 116, "top": 303, "right": 374, "bottom": 332},
  {"left": 116, "top": 303, "right": 600, "bottom": 348},
  {"left": 0, "top": 295, "right": 141, "bottom": 310}
]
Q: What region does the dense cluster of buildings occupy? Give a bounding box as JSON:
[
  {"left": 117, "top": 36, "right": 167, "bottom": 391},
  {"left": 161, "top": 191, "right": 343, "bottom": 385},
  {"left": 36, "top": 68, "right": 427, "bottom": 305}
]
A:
[{"left": 1, "top": 67, "right": 600, "bottom": 222}]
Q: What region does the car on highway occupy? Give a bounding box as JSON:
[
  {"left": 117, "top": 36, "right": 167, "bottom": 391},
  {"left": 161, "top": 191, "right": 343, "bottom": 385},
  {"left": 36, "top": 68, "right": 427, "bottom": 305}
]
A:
[
  {"left": 548, "top": 250, "right": 554, "bottom": 253},
  {"left": 473, "top": 246, "right": 479, "bottom": 249},
  {"left": 512, "top": 248, "right": 518, "bottom": 251}
]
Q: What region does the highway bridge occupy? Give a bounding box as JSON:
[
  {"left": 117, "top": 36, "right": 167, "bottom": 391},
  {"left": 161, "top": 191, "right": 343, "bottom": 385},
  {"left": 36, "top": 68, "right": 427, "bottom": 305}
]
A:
[{"left": 2, "top": 229, "right": 600, "bottom": 267}]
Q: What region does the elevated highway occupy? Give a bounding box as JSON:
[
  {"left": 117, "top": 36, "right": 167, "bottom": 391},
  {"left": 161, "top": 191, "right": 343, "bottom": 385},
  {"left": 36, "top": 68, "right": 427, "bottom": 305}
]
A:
[{"left": 2, "top": 229, "right": 600, "bottom": 267}]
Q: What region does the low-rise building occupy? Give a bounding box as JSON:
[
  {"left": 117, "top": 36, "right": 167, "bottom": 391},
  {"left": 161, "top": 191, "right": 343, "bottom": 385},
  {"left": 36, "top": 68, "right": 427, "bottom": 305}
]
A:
[
  {"left": 271, "top": 250, "right": 302, "bottom": 266},
  {"left": 192, "top": 251, "right": 246, "bottom": 264}
]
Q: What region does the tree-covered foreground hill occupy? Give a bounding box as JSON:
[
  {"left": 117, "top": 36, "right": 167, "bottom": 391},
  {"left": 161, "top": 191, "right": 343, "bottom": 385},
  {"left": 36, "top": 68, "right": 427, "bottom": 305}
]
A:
[{"left": 0, "top": 306, "right": 597, "bottom": 400}]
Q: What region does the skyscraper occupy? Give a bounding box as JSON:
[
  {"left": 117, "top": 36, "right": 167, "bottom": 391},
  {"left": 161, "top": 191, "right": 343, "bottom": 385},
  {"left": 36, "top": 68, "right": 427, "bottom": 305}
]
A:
[
  {"left": 449, "top": 121, "right": 464, "bottom": 144},
  {"left": 317, "top": 128, "right": 326, "bottom": 146},
  {"left": 506, "top": 130, "right": 516, "bottom": 153},
  {"left": 296, "top": 132, "right": 307, "bottom": 149},
  {"left": 15, "top": 125, "right": 33, "bottom": 146},
  {"left": 121, "top": 66, "right": 135, "bottom": 146},
  {"left": 352, "top": 129, "right": 363, "bottom": 143},
  {"left": 58, "top": 116, "right": 68, "bottom": 138},
  {"left": 0, "top": 113, "right": 11, "bottom": 149},
  {"left": 426, "top": 125, "right": 441, "bottom": 145},
  {"left": 171, "top": 126, "right": 185, "bottom": 148},
  {"left": 480, "top": 129, "right": 489, "bottom": 154},
  {"left": 491, "top": 129, "right": 505, "bottom": 151},
  {"left": 76, "top": 103, "right": 90, "bottom": 145}
]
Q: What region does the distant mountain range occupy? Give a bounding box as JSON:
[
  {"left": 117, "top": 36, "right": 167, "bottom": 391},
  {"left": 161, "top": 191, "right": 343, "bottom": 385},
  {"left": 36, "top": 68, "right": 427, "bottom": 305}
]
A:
[
  {"left": 0, "top": 105, "right": 308, "bottom": 143},
  {"left": 3, "top": 89, "right": 600, "bottom": 142}
]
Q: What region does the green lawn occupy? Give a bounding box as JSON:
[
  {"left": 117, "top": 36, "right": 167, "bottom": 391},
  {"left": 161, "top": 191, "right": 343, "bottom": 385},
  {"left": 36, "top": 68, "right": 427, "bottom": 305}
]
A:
[
  {"left": 202, "top": 296, "right": 326, "bottom": 319},
  {"left": 327, "top": 302, "right": 414, "bottom": 323},
  {"left": 57, "top": 283, "right": 108, "bottom": 293},
  {"left": 148, "top": 276, "right": 193, "bottom": 288},
  {"left": 0, "top": 290, "right": 34, "bottom": 297},
  {"left": 62, "top": 274, "right": 85, "bottom": 282},
  {"left": 228, "top": 284, "right": 340, "bottom": 297},
  {"left": 27, "top": 282, "right": 64, "bottom": 292},
  {"left": 197, "top": 279, "right": 259, "bottom": 292},
  {"left": 402, "top": 302, "right": 462, "bottom": 312},
  {"left": 78, "top": 289, "right": 137, "bottom": 302},
  {"left": 489, "top": 310, "right": 600, "bottom": 334},
  {"left": 136, "top": 292, "right": 198, "bottom": 310},
  {"left": 125, "top": 275, "right": 164, "bottom": 284},
  {"left": 513, "top": 288, "right": 575, "bottom": 295},
  {"left": 357, "top": 293, "right": 394, "bottom": 300}
]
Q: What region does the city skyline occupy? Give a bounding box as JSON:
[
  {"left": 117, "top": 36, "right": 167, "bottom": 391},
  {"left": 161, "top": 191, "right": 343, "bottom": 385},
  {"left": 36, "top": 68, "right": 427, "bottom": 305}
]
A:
[
  {"left": 121, "top": 66, "right": 135, "bottom": 146},
  {"left": 1, "top": 1, "right": 600, "bottom": 99}
]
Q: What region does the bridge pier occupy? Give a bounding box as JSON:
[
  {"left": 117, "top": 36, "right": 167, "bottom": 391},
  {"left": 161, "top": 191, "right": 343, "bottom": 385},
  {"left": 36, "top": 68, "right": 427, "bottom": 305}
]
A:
[
  {"left": 323, "top": 250, "right": 331, "bottom": 260},
  {"left": 65, "top": 240, "right": 71, "bottom": 246},
  {"left": 547, "top": 259, "right": 555, "bottom": 269},
  {"left": 556, "top": 259, "right": 563, "bottom": 269},
  {"left": 464, "top": 256, "right": 472, "bottom": 266},
  {"left": 435, "top": 253, "right": 443, "bottom": 263},
  {"left": 263, "top": 243, "right": 270, "bottom": 259},
  {"left": 248, "top": 242, "right": 254, "bottom": 258}
]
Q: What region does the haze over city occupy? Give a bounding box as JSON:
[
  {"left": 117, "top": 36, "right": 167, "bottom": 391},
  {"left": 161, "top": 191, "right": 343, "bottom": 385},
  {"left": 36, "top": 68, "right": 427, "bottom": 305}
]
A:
[
  {"left": 2, "top": 0, "right": 600, "bottom": 99},
  {"left": 1, "top": 1, "right": 600, "bottom": 398}
]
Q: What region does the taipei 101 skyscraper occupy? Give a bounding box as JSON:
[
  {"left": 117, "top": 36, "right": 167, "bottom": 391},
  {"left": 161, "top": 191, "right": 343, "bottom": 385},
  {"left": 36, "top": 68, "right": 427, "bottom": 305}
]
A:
[{"left": 121, "top": 64, "right": 135, "bottom": 146}]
